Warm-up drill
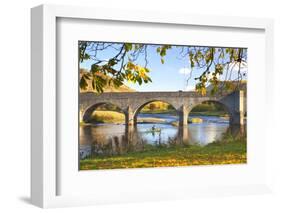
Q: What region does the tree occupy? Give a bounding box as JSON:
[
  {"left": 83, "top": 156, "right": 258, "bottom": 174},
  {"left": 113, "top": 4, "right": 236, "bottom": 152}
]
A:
[
  {"left": 79, "top": 41, "right": 247, "bottom": 95},
  {"left": 149, "top": 103, "right": 157, "bottom": 111}
]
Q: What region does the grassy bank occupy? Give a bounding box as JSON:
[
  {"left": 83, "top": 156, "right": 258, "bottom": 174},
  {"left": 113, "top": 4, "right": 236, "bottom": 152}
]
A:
[
  {"left": 137, "top": 117, "right": 166, "bottom": 123},
  {"left": 88, "top": 110, "right": 228, "bottom": 125},
  {"left": 189, "top": 111, "right": 228, "bottom": 117},
  {"left": 90, "top": 110, "right": 167, "bottom": 124},
  {"left": 91, "top": 110, "right": 125, "bottom": 124},
  {"left": 139, "top": 109, "right": 177, "bottom": 114},
  {"left": 80, "top": 136, "right": 246, "bottom": 170},
  {"left": 139, "top": 110, "right": 227, "bottom": 117}
]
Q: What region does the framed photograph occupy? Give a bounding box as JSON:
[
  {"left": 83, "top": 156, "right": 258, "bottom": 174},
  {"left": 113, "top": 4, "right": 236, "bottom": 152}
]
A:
[{"left": 31, "top": 4, "right": 274, "bottom": 208}]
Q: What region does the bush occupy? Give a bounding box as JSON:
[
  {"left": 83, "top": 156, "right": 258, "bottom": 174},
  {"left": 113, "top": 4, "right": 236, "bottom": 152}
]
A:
[{"left": 91, "top": 110, "right": 125, "bottom": 123}]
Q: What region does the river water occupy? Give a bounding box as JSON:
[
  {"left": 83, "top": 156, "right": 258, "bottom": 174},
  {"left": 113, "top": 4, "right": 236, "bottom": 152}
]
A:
[{"left": 79, "top": 113, "right": 232, "bottom": 159}]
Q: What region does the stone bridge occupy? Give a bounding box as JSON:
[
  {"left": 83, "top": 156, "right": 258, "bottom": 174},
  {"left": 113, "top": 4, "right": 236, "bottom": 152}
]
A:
[{"left": 80, "top": 90, "right": 245, "bottom": 127}]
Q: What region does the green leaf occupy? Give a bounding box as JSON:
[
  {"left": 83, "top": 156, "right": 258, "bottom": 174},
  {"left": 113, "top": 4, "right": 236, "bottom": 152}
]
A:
[
  {"left": 112, "top": 78, "right": 123, "bottom": 88},
  {"left": 147, "top": 76, "right": 152, "bottom": 82},
  {"left": 108, "top": 59, "right": 117, "bottom": 66},
  {"left": 160, "top": 48, "right": 166, "bottom": 57},
  {"left": 189, "top": 52, "right": 195, "bottom": 68},
  {"left": 124, "top": 43, "right": 133, "bottom": 51},
  {"left": 83, "top": 73, "right": 91, "bottom": 80},
  {"left": 80, "top": 76, "right": 88, "bottom": 90},
  {"left": 91, "top": 64, "right": 99, "bottom": 73},
  {"left": 136, "top": 77, "right": 142, "bottom": 85},
  {"left": 91, "top": 74, "right": 107, "bottom": 93},
  {"left": 144, "top": 67, "right": 150, "bottom": 73}
]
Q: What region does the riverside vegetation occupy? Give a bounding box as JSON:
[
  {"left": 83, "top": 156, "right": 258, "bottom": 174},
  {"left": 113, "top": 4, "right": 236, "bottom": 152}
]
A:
[{"left": 80, "top": 133, "right": 246, "bottom": 170}]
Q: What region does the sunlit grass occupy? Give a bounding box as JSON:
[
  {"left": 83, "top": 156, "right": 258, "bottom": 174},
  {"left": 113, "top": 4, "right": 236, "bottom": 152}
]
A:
[
  {"left": 140, "top": 109, "right": 176, "bottom": 114},
  {"left": 88, "top": 109, "right": 228, "bottom": 125},
  {"left": 91, "top": 110, "right": 125, "bottom": 123},
  {"left": 90, "top": 110, "right": 168, "bottom": 124},
  {"left": 189, "top": 117, "right": 203, "bottom": 123},
  {"left": 80, "top": 135, "right": 247, "bottom": 170}
]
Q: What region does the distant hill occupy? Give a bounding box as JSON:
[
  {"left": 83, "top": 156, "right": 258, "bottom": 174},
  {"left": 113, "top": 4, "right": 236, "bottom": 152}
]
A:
[
  {"left": 206, "top": 80, "right": 247, "bottom": 94},
  {"left": 79, "top": 69, "right": 136, "bottom": 93}
]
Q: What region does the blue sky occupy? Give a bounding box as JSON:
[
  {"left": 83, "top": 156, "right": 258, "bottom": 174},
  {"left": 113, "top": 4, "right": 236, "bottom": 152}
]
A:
[{"left": 80, "top": 43, "right": 247, "bottom": 92}]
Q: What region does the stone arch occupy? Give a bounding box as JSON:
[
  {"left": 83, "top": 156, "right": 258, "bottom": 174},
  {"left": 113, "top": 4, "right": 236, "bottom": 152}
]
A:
[
  {"left": 132, "top": 99, "right": 179, "bottom": 124},
  {"left": 82, "top": 102, "right": 125, "bottom": 123}
]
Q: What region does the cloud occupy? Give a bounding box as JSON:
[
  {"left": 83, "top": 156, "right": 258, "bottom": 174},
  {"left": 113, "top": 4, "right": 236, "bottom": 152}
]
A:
[{"left": 179, "top": 67, "right": 191, "bottom": 75}]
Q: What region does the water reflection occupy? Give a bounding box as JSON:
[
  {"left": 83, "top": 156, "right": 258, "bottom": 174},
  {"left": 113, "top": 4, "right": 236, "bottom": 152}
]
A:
[{"left": 80, "top": 114, "right": 243, "bottom": 159}]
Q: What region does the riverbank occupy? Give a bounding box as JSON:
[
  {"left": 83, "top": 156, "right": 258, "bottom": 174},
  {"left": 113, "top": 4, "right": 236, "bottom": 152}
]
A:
[
  {"left": 189, "top": 111, "right": 228, "bottom": 117},
  {"left": 91, "top": 110, "right": 125, "bottom": 123},
  {"left": 80, "top": 136, "right": 246, "bottom": 170},
  {"left": 142, "top": 110, "right": 228, "bottom": 117},
  {"left": 142, "top": 110, "right": 228, "bottom": 118},
  {"left": 140, "top": 109, "right": 177, "bottom": 114},
  {"left": 88, "top": 110, "right": 168, "bottom": 124},
  {"left": 86, "top": 110, "right": 228, "bottom": 126}
]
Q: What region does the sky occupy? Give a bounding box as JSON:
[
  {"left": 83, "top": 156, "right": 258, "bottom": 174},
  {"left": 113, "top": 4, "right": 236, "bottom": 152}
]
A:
[{"left": 80, "top": 43, "right": 247, "bottom": 92}]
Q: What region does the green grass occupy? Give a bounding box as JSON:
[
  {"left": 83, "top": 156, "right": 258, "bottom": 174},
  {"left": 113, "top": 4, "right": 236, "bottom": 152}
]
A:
[
  {"left": 80, "top": 121, "right": 86, "bottom": 126},
  {"left": 189, "top": 117, "right": 203, "bottom": 123},
  {"left": 80, "top": 135, "right": 247, "bottom": 170},
  {"left": 90, "top": 110, "right": 168, "bottom": 124}
]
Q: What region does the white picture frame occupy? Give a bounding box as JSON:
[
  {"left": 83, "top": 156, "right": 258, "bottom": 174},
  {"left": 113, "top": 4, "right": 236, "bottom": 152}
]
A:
[{"left": 31, "top": 4, "right": 274, "bottom": 208}]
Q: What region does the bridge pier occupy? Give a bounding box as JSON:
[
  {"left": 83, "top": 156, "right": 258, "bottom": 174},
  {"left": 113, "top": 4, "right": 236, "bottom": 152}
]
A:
[
  {"left": 125, "top": 106, "right": 135, "bottom": 126},
  {"left": 125, "top": 124, "right": 135, "bottom": 145},
  {"left": 124, "top": 106, "right": 136, "bottom": 145},
  {"left": 178, "top": 126, "right": 189, "bottom": 144},
  {"left": 79, "top": 105, "right": 87, "bottom": 123},
  {"left": 229, "top": 90, "right": 245, "bottom": 126},
  {"left": 230, "top": 112, "right": 244, "bottom": 126},
  {"left": 178, "top": 105, "right": 188, "bottom": 127},
  {"left": 79, "top": 110, "right": 83, "bottom": 123}
]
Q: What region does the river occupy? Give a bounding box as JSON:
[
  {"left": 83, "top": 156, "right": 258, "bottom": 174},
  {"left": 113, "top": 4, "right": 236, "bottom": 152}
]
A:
[{"left": 79, "top": 113, "right": 232, "bottom": 159}]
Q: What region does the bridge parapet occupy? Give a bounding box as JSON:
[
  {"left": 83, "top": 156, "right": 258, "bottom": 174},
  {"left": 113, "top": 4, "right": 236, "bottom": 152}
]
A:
[{"left": 80, "top": 91, "right": 231, "bottom": 100}]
